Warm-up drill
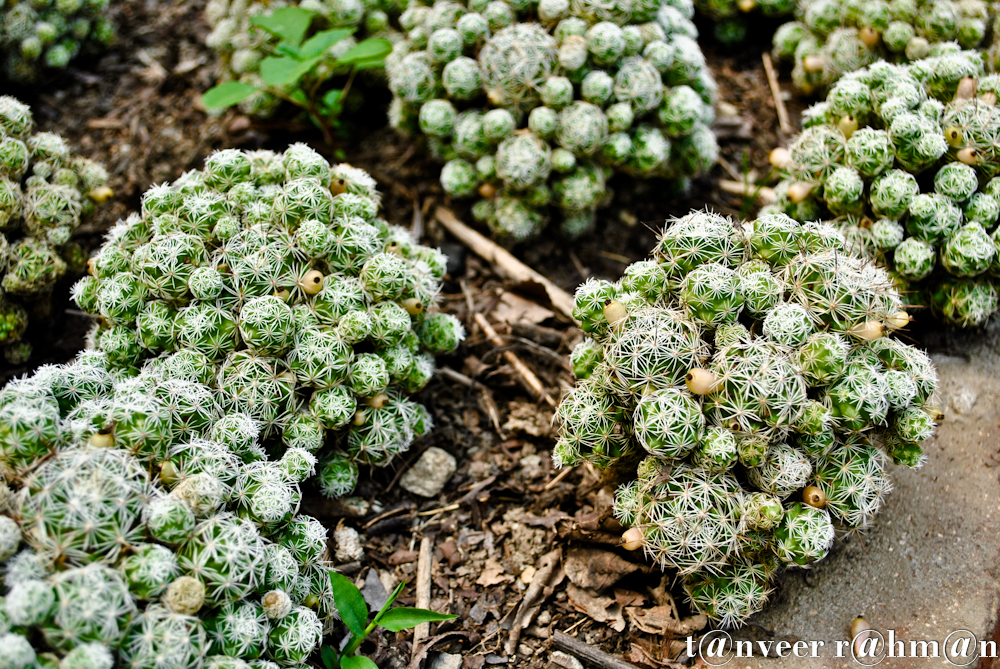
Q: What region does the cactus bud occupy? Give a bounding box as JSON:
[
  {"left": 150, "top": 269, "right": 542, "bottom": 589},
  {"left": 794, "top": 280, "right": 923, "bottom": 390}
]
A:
[
  {"left": 685, "top": 368, "right": 718, "bottom": 395},
  {"left": 621, "top": 527, "right": 644, "bottom": 551}
]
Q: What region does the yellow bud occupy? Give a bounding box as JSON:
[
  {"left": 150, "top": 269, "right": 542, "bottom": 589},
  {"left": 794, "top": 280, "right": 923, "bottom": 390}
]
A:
[
  {"left": 955, "top": 77, "right": 977, "bottom": 102},
  {"left": 851, "top": 617, "right": 872, "bottom": 656},
  {"left": 273, "top": 289, "right": 291, "bottom": 302},
  {"left": 686, "top": 368, "right": 719, "bottom": 395},
  {"left": 330, "top": 177, "right": 348, "bottom": 196},
  {"left": 848, "top": 320, "right": 884, "bottom": 341},
  {"left": 803, "top": 55, "right": 825, "bottom": 72},
  {"left": 87, "top": 256, "right": 97, "bottom": 276},
  {"left": 981, "top": 92, "right": 997, "bottom": 106},
  {"left": 944, "top": 126, "right": 964, "bottom": 148},
  {"left": 737, "top": 0, "right": 755, "bottom": 10},
  {"left": 478, "top": 183, "right": 497, "bottom": 199},
  {"left": 803, "top": 485, "right": 827, "bottom": 508},
  {"left": 87, "top": 430, "right": 113, "bottom": 448},
  {"left": 385, "top": 241, "right": 405, "bottom": 257},
  {"left": 367, "top": 393, "right": 389, "bottom": 409},
  {"left": 621, "top": 527, "right": 644, "bottom": 551},
  {"left": 298, "top": 269, "right": 325, "bottom": 295},
  {"left": 787, "top": 182, "right": 813, "bottom": 203},
  {"left": 838, "top": 114, "right": 858, "bottom": 139},
  {"left": 602, "top": 299, "right": 628, "bottom": 326},
  {"left": 859, "top": 26, "right": 880, "bottom": 47},
  {"left": 958, "top": 147, "right": 979, "bottom": 165},
  {"left": 769, "top": 147, "right": 793, "bottom": 170},
  {"left": 353, "top": 410, "right": 367, "bottom": 427},
  {"left": 884, "top": 310, "right": 910, "bottom": 330},
  {"left": 159, "top": 460, "right": 179, "bottom": 487},
  {"left": 401, "top": 297, "right": 424, "bottom": 315},
  {"left": 87, "top": 186, "right": 114, "bottom": 203}
]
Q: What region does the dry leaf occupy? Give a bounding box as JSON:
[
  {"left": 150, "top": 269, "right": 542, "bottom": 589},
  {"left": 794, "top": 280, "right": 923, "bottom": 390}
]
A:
[
  {"left": 564, "top": 546, "right": 641, "bottom": 590},
  {"left": 476, "top": 557, "right": 513, "bottom": 587},
  {"left": 566, "top": 583, "right": 626, "bottom": 632},
  {"left": 613, "top": 589, "right": 647, "bottom": 607},
  {"left": 625, "top": 606, "right": 708, "bottom": 636},
  {"left": 503, "top": 401, "right": 553, "bottom": 437},
  {"left": 627, "top": 639, "right": 687, "bottom": 668},
  {"left": 492, "top": 291, "right": 555, "bottom": 326}
]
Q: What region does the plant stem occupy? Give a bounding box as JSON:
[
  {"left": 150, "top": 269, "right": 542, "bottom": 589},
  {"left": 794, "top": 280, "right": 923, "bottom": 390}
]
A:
[{"left": 342, "top": 620, "right": 378, "bottom": 657}]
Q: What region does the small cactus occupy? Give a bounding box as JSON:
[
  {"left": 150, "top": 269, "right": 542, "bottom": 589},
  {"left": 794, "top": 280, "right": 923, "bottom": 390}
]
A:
[{"left": 556, "top": 209, "right": 939, "bottom": 625}]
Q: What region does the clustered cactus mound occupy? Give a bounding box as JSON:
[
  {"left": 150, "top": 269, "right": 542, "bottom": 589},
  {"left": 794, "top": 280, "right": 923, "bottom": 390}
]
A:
[
  {"left": 386, "top": 0, "right": 719, "bottom": 241},
  {"left": 695, "top": 0, "right": 795, "bottom": 46},
  {"left": 0, "top": 353, "right": 343, "bottom": 669},
  {"left": 70, "top": 146, "right": 464, "bottom": 499},
  {"left": 0, "top": 96, "right": 110, "bottom": 364},
  {"left": 1, "top": 0, "right": 115, "bottom": 82},
  {"left": 556, "top": 210, "right": 939, "bottom": 626},
  {"left": 771, "top": 0, "right": 992, "bottom": 93},
  {"left": 204, "top": 0, "right": 400, "bottom": 119},
  {"left": 767, "top": 50, "right": 1000, "bottom": 327}
]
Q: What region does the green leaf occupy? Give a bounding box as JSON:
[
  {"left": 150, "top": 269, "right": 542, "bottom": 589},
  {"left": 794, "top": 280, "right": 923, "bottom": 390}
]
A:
[
  {"left": 321, "top": 89, "right": 342, "bottom": 108},
  {"left": 301, "top": 28, "right": 353, "bottom": 59},
  {"left": 251, "top": 7, "right": 314, "bottom": 46},
  {"left": 321, "top": 646, "right": 340, "bottom": 669},
  {"left": 274, "top": 41, "right": 303, "bottom": 58},
  {"left": 353, "top": 59, "right": 387, "bottom": 71},
  {"left": 377, "top": 608, "right": 457, "bottom": 632},
  {"left": 329, "top": 571, "right": 369, "bottom": 638},
  {"left": 201, "top": 81, "right": 257, "bottom": 109},
  {"left": 259, "top": 55, "right": 320, "bottom": 87},
  {"left": 336, "top": 37, "right": 392, "bottom": 64},
  {"left": 340, "top": 656, "right": 379, "bottom": 669}
]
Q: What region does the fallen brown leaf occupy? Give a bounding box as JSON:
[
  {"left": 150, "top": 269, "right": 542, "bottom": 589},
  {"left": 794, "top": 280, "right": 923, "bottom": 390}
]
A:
[
  {"left": 476, "top": 557, "right": 513, "bottom": 587},
  {"left": 567, "top": 583, "right": 626, "bottom": 632},
  {"left": 625, "top": 606, "right": 708, "bottom": 636},
  {"left": 564, "top": 546, "right": 641, "bottom": 591}
]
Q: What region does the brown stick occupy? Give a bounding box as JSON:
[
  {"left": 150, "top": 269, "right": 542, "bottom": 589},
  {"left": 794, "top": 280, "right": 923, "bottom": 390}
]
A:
[
  {"left": 436, "top": 207, "right": 577, "bottom": 322},
  {"left": 718, "top": 179, "right": 777, "bottom": 205},
  {"left": 474, "top": 313, "right": 555, "bottom": 407},
  {"left": 552, "top": 632, "right": 643, "bottom": 669},
  {"left": 412, "top": 536, "right": 434, "bottom": 659},
  {"left": 761, "top": 52, "right": 794, "bottom": 136}
]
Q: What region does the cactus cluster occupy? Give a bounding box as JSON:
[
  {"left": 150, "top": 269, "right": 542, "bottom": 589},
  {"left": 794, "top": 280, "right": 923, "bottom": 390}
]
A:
[
  {"left": 204, "top": 0, "right": 400, "bottom": 118},
  {"left": 386, "top": 0, "right": 719, "bottom": 241},
  {"left": 1, "top": 0, "right": 115, "bottom": 82},
  {"left": 0, "top": 96, "right": 110, "bottom": 364},
  {"left": 557, "top": 209, "right": 939, "bottom": 626},
  {"left": 696, "top": 0, "right": 795, "bottom": 46},
  {"left": 766, "top": 50, "right": 1000, "bottom": 326},
  {"left": 69, "top": 147, "right": 464, "bottom": 498},
  {"left": 0, "top": 353, "right": 342, "bottom": 668},
  {"left": 771, "top": 0, "right": 993, "bottom": 93}
]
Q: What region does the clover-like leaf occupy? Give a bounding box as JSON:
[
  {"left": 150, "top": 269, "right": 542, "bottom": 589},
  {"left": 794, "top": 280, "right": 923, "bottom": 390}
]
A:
[
  {"left": 251, "top": 7, "right": 314, "bottom": 46},
  {"left": 201, "top": 82, "right": 257, "bottom": 109}
]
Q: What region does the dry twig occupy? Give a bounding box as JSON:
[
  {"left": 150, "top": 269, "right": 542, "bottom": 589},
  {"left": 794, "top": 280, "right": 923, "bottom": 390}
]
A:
[
  {"left": 552, "top": 632, "right": 643, "bottom": 669},
  {"left": 412, "top": 536, "right": 435, "bottom": 659},
  {"left": 436, "top": 207, "right": 577, "bottom": 321},
  {"left": 761, "top": 52, "right": 793, "bottom": 136},
  {"left": 474, "top": 313, "right": 555, "bottom": 407},
  {"left": 718, "top": 179, "right": 777, "bottom": 205}
]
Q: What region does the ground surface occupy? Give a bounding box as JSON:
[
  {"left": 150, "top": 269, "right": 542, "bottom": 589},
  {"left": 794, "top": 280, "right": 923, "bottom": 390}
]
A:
[{"left": 4, "top": 1, "right": 1000, "bottom": 668}]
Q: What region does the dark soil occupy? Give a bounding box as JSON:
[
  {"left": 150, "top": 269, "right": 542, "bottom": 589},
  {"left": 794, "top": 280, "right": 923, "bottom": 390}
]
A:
[{"left": 2, "top": 2, "right": 982, "bottom": 667}]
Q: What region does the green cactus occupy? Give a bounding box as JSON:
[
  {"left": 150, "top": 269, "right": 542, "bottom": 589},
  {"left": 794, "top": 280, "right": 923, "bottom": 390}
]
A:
[
  {"left": 388, "top": 0, "right": 718, "bottom": 241},
  {"left": 556, "top": 209, "right": 939, "bottom": 625},
  {"left": 770, "top": 51, "right": 1000, "bottom": 325}
]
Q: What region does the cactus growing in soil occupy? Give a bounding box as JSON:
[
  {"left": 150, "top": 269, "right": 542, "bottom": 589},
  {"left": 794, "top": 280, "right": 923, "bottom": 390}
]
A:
[
  {"left": 386, "top": 0, "right": 719, "bottom": 241},
  {"left": 0, "top": 0, "right": 115, "bottom": 82},
  {"left": 556, "top": 209, "right": 939, "bottom": 626},
  {"left": 70, "top": 147, "right": 463, "bottom": 497},
  {"left": 0, "top": 96, "right": 110, "bottom": 363},
  {"left": 0, "top": 349, "right": 355, "bottom": 667},
  {"left": 766, "top": 50, "right": 1000, "bottom": 326},
  {"left": 771, "top": 0, "right": 993, "bottom": 93}
]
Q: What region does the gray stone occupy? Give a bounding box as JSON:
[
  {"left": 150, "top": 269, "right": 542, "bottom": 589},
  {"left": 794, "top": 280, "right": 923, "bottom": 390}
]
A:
[
  {"left": 724, "top": 331, "right": 1000, "bottom": 668},
  {"left": 400, "top": 447, "right": 457, "bottom": 498},
  {"left": 428, "top": 652, "right": 463, "bottom": 669}
]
